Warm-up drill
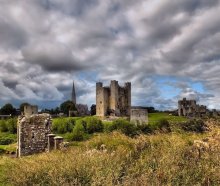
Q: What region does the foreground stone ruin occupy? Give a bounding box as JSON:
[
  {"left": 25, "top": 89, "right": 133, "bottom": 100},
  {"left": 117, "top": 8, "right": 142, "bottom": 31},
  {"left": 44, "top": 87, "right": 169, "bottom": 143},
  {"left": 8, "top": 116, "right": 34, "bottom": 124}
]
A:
[{"left": 17, "top": 113, "right": 63, "bottom": 157}]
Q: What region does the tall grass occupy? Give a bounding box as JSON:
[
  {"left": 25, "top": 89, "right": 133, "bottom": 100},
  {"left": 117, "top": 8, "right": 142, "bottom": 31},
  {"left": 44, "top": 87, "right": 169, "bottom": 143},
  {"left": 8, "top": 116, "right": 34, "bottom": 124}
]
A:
[{"left": 0, "top": 129, "right": 219, "bottom": 185}]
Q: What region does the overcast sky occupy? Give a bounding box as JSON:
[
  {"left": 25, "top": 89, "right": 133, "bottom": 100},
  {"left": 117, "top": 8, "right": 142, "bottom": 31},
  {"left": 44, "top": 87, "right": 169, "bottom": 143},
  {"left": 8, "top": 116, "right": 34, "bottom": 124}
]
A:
[{"left": 1, "top": 0, "right": 220, "bottom": 110}]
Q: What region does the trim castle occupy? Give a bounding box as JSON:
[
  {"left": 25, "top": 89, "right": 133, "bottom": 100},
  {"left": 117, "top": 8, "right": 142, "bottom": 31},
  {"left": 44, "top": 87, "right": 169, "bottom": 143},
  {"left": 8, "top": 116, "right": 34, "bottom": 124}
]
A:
[{"left": 96, "top": 80, "right": 131, "bottom": 117}]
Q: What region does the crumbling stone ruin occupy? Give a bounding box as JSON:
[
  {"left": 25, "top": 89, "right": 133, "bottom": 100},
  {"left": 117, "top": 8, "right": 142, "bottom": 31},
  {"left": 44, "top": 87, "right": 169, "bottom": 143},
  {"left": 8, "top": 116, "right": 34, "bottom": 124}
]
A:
[
  {"left": 17, "top": 113, "right": 63, "bottom": 157},
  {"left": 178, "top": 98, "right": 209, "bottom": 117},
  {"left": 96, "top": 80, "right": 131, "bottom": 117},
  {"left": 17, "top": 113, "right": 51, "bottom": 157},
  {"left": 130, "top": 107, "right": 148, "bottom": 125},
  {"left": 23, "top": 104, "right": 38, "bottom": 116}
]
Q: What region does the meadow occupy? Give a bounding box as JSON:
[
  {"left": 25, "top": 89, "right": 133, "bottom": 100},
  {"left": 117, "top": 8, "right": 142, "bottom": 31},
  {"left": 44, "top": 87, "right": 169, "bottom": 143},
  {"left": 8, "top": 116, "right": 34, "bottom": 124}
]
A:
[{"left": 0, "top": 113, "right": 219, "bottom": 185}]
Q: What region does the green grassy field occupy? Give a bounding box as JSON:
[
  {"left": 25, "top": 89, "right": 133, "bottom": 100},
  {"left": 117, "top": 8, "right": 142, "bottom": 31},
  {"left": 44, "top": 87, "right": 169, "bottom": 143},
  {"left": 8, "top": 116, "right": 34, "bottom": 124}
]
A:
[
  {"left": 148, "top": 112, "right": 188, "bottom": 124},
  {"left": 0, "top": 115, "right": 219, "bottom": 185}
]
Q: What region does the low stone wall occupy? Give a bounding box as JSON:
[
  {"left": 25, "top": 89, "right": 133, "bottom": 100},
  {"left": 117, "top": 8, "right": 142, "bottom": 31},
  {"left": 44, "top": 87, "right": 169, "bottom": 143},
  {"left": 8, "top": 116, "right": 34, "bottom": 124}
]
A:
[{"left": 130, "top": 108, "right": 148, "bottom": 125}]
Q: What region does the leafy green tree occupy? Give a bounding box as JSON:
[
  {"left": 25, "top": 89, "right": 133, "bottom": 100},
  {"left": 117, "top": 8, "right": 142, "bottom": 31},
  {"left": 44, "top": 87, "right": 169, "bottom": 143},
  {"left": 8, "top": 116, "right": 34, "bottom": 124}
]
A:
[
  {"left": 90, "top": 104, "right": 96, "bottom": 115},
  {"left": 60, "top": 100, "right": 76, "bottom": 115},
  {"left": 0, "top": 103, "right": 16, "bottom": 115}
]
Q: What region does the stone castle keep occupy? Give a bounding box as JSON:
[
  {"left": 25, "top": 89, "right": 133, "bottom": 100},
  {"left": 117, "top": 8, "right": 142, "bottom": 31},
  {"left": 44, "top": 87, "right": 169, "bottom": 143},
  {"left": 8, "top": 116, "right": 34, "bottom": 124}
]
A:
[{"left": 96, "top": 80, "right": 131, "bottom": 117}]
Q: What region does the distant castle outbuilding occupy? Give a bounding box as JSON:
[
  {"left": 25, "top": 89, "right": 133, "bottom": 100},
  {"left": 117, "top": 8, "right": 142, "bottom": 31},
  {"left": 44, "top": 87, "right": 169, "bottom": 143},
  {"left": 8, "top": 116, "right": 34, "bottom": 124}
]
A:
[{"left": 96, "top": 80, "right": 131, "bottom": 117}]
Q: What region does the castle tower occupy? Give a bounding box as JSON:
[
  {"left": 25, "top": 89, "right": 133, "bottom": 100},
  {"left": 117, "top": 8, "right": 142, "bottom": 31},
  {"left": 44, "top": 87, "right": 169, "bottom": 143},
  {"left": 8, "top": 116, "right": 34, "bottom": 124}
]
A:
[
  {"left": 96, "top": 80, "right": 131, "bottom": 117},
  {"left": 72, "top": 81, "right": 76, "bottom": 105},
  {"left": 110, "top": 80, "right": 119, "bottom": 114}
]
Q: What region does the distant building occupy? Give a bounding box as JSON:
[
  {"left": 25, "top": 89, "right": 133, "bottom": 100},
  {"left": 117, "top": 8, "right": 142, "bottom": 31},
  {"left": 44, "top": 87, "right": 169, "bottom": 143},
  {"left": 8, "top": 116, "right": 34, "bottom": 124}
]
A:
[
  {"left": 76, "top": 104, "right": 90, "bottom": 116},
  {"left": 23, "top": 105, "right": 38, "bottom": 117},
  {"left": 70, "top": 80, "right": 89, "bottom": 116},
  {"left": 96, "top": 80, "right": 131, "bottom": 117}
]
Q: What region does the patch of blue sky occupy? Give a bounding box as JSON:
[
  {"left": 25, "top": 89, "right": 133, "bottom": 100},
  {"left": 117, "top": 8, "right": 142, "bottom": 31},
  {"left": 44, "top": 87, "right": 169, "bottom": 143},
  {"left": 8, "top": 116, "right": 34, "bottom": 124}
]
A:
[{"left": 152, "top": 75, "right": 205, "bottom": 99}]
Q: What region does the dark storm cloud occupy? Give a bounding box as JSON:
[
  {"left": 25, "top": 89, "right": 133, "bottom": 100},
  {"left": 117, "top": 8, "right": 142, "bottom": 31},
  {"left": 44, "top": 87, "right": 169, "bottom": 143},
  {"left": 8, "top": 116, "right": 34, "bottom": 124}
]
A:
[
  {"left": 0, "top": 19, "right": 27, "bottom": 49},
  {"left": 22, "top": 42, "right": 83, "bottom": 72},
  {"left": 1, "top": 0, "right": 220, "bottom": 109}
]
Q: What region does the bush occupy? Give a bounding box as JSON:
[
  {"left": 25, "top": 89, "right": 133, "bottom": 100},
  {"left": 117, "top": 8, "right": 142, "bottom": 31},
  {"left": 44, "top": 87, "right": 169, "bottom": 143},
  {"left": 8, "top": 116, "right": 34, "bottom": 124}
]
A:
[
  {"left": 84, "top": 117, "right": 103, "bottom": 134},
  {"left": 0, "top": 120, "right": 8, "bottom": 132},
  {"left": 155, "top": 119, "right": 171, "bottom": 132},
  {"left": 6, "top": 118, "right": 17, "bottom": 133},
  {"left": 0, "top": 118, "right": 17, "bottom": 133},
  {"left": 136, "top": 124, "right": 152, "bottom": 134},
  {"left": 106, "top": 119, "right": 137, "bottom": 137},
  {"left": 181, "top": 119, "right": 208, "bottom": 133},
  {"left": 52, "top": 118, "right": 75, "bottom": 134},
  {"left": 0, "top": 137, "right": 14, "bottom": 145},
  {"left": 71, "top": 121, "right": 86, "bottom": 141},
  {"left": 0, "top": 133, "right": 17, "bottom": 145}
]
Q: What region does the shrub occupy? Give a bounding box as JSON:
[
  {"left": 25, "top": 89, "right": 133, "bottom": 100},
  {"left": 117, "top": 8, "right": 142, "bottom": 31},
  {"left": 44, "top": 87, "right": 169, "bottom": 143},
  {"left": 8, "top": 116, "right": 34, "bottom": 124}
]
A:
[
  {"left": 0, "top": 120, "right": 8, "bottom": 132},
  {"left": 155, "top": 119, "right": 171, "bottom": 132},
  {"left": 0, "top": 138, "right": 14, "bottom": 145},
  {"left": 52, "top": 118, "right": 75, "bottom": 134},
  {"left": 0, "top": 133, "right": 17, "bottom": 145},
  {"left": 71, "top": 121, "right": 86, "bottom": 141},
  {"left": 106, "top": 119, "right": 137, "bottom": 137},
  {"left": 84, "top": 117, "right": 103, "bottom": 134},
  {"left": 0, "top": 118, "right": 17, "bottom": 133},
  {"left": 181, "top": 119, "right": 208, "bottom": 133},
  {"left": 6, "top": 118, "right": 17, "bottom": 133},
  {"left": 136, "top": 124, "right": 152, "bottom": 134}
]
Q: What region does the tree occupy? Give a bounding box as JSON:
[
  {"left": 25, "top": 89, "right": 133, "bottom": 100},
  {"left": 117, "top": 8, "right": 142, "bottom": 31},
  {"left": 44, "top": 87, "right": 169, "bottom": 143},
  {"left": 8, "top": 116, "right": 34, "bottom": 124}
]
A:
[
  {"left": 60, "top": 100, "right": 76, "bottom": 115},
  {"left": 90, "top": 104, "right": 96, "bottom": 115},
  {"left": 0, "top": 103, "right": 16, "bottom": 115}
]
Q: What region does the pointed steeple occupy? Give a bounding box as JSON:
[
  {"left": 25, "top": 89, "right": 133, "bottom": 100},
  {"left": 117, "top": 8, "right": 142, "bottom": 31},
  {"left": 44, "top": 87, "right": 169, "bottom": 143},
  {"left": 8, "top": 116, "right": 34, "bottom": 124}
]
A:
[{"left": 72, "top": 81, "right": 76, "bottom": 105}]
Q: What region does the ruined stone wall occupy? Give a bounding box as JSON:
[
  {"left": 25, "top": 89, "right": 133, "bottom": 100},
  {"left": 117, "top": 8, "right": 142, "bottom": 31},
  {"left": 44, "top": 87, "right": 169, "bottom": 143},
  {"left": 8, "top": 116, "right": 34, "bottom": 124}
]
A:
[
  {"left": 17, "top": 114, "right": 51, "bottom": 157},
  {"left": 96, "top": 80, "right": 131, "bottom": 117},
  {"left": 178, "top": 98, "right": 209, "bottom": 117},
  {"left": 130, "top": 108, "right": 148, "bottom": 125},
  {"left": 178, "top": 98, "right": 197, "bottom": 116}
]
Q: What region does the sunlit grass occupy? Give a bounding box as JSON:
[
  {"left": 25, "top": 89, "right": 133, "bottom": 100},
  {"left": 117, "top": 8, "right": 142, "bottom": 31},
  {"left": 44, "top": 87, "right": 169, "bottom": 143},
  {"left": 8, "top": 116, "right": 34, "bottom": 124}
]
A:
[
  {"left": 0, "top": 126, "right": 219, "bottom": 185},
  {"left": 149, "top": 112, "right": 188, "bottom": 124}
]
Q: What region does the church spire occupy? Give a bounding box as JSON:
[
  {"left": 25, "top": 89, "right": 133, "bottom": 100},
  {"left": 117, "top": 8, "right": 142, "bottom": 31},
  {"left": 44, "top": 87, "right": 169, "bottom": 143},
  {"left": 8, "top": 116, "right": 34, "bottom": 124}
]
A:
[{"left": 72, "top": 81, "right": 76, "bottom": 105}]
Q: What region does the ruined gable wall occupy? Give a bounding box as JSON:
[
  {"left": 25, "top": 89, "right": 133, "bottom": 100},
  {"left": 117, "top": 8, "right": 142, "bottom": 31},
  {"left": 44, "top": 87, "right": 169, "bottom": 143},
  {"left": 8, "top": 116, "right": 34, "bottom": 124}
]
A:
[{"left": 17, "top": 114, "right": 51, "bottom": 157}]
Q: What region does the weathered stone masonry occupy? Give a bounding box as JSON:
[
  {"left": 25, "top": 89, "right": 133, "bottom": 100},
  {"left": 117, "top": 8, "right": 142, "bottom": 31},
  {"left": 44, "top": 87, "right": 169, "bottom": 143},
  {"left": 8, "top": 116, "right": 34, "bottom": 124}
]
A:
[
  {"left": 17, "top": 114, "right": 52, "bottom": 157},
  {"left": 96, "top": 80, "right": 131, "bottom": 117},
  {"left": 178, "top": 98, "right": 208, "bottom": 117},
  {"left": 130, "top": 107, "right": 148, "bottom": 125}
]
